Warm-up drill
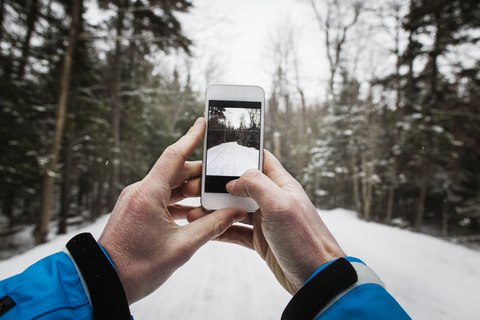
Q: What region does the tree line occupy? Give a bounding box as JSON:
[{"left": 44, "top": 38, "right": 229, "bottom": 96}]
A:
[
  {"left": 1, "top": 0, "right": 479, "bottom": 254},
  {"left": 0, "top": 0, "right": 201, "bottom": 248},
  {"left": 265, "top": 0, "right": 480, "bottom": 242},
  {"left": 207, "top": 106, "right": 261, "bottom": 150}
]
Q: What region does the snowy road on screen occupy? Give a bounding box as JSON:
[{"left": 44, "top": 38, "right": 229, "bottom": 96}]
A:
[{"left": 206, "top": 142, "right": 259, "bottom": 176}]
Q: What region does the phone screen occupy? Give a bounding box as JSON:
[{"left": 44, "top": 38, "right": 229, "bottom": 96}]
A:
[{"left": 205, "top": 100, "right": 262, "bottom": 193}]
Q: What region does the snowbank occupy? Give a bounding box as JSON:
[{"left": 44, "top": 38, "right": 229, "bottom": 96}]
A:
[
  {"left": 319, "top": 209, "right": 480, "bottom": 320},
  {"left": 1, "top": 200, "right": 479, "bottom": 319}
]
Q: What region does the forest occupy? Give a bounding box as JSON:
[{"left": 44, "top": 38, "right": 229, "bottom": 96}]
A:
[
  {"left": 207, "top": 105, "right": 261, "bottom": 150},
  {"left": 1, "top": 0, "right": 480, "bottom": 256}
]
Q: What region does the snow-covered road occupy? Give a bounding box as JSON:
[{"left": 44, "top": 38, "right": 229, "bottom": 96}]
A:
[
  {"left": 206, "top": 142, "right": 259, "bottom": 176},
  {"left": 130, "top": 240, "right": 290, "bottom": 320},
  {"left": 1, "top": 198, "right": 480, "bottom": 319}
]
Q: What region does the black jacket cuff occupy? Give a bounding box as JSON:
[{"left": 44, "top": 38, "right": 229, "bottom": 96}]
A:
[
  {"left": 66, "top": 233, "right": 131, "bottom": 320},
  {"left": 281, "top": 258, "right": 358, "bottom": 320}
]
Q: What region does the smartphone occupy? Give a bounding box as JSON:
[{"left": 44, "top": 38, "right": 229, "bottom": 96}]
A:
[{"left": 201, "top": 84, "right": 265, "bottom": 212}]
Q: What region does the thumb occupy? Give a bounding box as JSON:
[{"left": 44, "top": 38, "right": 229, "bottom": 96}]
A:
[
  {"left": 226, "top": 169, "right": 285, "bottom": 209},
  {"left": 182, "top": 207, "right": 248, "bottom": 249}
]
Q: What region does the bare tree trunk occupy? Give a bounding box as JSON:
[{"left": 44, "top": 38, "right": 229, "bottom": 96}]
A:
[
  {"left": 364, "top": 160, "right": 374, "bottom": 221},
  {"left": 34, "top": 0, "right": 82, "bottom": 244},
  {"left": 441, "top": 201, "right": 449, "bottom": 236},
  {"left": 363, "top": 143, "right": 375, "bottom": 221},
  {"left": 108, "top": 1, "right": 126, "bottom": 210},
  {"left": 350, "top": 136, "right": 361, "bottom": 215},
  {"left": 58, "top": 137, "right": 72, "bottom": 235},
  {"left": 385, "top": 171, "right": 395, "bottom": 224},
  {"left": 385, "top": 1, "right": 402, "bottom": 225},
  {"left": 361, "top": 150, "right": 367, "bottom": 219},
  {"left": 415, "top": 156, "right": 428, "bottom": 232},
  {"left": 311, "top": 0, "right": 364, "bottom": 97},
  {"left": 361, "top": 128, "right": 376, "bottom": 222},
  {"left": 93, "top": 165, "right": 106, "bottom": 221}
]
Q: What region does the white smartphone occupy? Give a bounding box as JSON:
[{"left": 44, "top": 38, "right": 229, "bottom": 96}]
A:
[{"left": 201, "top": 84, "right": 265, "bottom": 212}]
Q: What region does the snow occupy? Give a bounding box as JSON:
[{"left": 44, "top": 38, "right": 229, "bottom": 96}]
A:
[
  {"left": 1, "top": 199, "right": 480, "bottom": 320},
  {"left": 206, "top": 142, "right": 259, "bottom": 176}
]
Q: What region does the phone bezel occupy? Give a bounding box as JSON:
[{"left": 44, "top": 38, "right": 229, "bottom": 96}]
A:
[{"left": 201, "top": 84, "right": 265, "bottom": 212}]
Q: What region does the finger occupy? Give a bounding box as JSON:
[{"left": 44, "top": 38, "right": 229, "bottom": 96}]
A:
[
  {"left": 169, "top": 178, "right": 201, "bottom": 204},
  {"left": 144, "top": 118, "right": 206, "bottom": 193},
  {"left": 182, "top": 178, "right": 202, "bottom": 197},
  {"left": 181, "top": 207, "right": 248, "bottom": 250},
  {"left": 249, "top": 210, "right": 270, "bottom": 261},
  {"left": 226, "top": 168, "right": 287, "bottom": 209},
  {"left": 168, "top": 204, "right": 198, "bottom": 220},
  {"left": 262, "top": 150, "right": 300, "bottom": 189},
  {"left": 214, "top": 225, "right": 254, "bottom": 250},
  {"left": 186, "top": 206, "right": 211, "bottom": 222},
  {"left": 239, "top": 212, "right": 253, "bottom": 226},
  {"left": 171, "top": 161, "right": 202, "bottom": 190},
  {"left": 187, "top": 206, "right": 253, "bottom": 225}
]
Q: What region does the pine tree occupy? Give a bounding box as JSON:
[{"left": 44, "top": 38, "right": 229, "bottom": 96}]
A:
[
  {"left": 35, "top": 0, "right": 83, "bottom": 244},
  {"left": 398, "top": 0, "right": 480, "bottom": 232},
  {"left": 96, "top": 0, "right": 193, "bottom": 209}
]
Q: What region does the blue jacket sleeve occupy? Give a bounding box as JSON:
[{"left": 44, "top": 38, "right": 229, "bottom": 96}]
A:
[
  {"left": 0, "top": 251, "right": 93, "bottom": 319},
  {"left": 0, "top": 233, "right": 131, "bottom": 320},
  {"left": 282, "top": 257, "right": 411, "bottom": 320}
]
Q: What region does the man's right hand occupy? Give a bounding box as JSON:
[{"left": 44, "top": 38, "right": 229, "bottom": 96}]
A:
[{"left": 189, "top": 150, "right": 346, "bottom": 295}]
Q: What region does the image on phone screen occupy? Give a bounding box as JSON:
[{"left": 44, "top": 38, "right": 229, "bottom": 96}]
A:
[{"left": 205, "top": 100, "right": 262, "bottom": 193}]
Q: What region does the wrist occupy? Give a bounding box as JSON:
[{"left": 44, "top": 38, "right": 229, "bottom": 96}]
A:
[
  {"left": 297, "top": 235, "right": 346, "bottom": 288},
  {"left": 282, "top": 258, "right": 358, "bottom": 320},
  {"left": 305, "top": 256, "right": 360, "bottom": 285},
  {"left": 66, "top": 233, "right": 131, "bottom": 319},
  {"left": 283, "top": 257, "right": 385, "bottom": 320}
]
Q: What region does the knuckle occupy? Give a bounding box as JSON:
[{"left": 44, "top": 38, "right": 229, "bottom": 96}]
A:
[
  {"left": 242, "top": 168, "right": 263, "bottom": 180},
  {"left": 211, "top": 215, "right": 225, "bottom": 238},
  {"left": 125, "top": 181, "right": 159, "bottom": 211},
  {"left": 241, "top": 169, "right": 264, "bottom": 190},
  {"left": 116, "top": 182, "right": 139, "bottom": 204},
  {"left": 164, "top": 143, "right": 187, "bottom": 163}
]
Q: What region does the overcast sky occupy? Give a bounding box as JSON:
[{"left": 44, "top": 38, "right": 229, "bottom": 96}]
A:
[
  {"left": 176, "top": 0, "right": 330, "bottom": 100},
  {"left": 223, "top": 107, "right": 260, "bottom": 129},
  {"left": 84, "top": 0, "right": 345, "bottom": 101}
]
